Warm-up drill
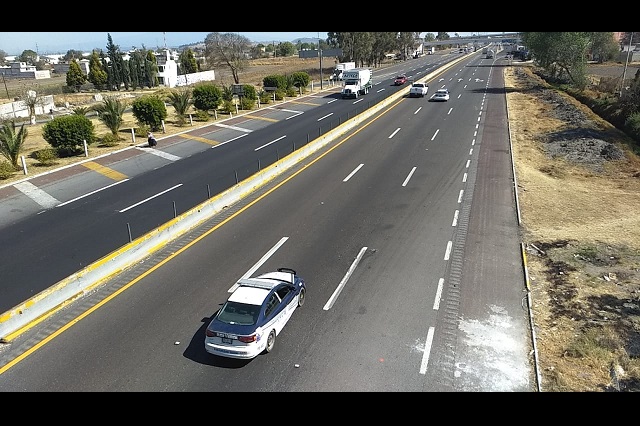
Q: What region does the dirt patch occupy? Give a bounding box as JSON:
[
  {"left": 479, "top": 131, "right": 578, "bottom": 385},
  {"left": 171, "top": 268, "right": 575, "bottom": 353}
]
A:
[{"left": 505, "top": 65, "right": 640, "bottom": 392}]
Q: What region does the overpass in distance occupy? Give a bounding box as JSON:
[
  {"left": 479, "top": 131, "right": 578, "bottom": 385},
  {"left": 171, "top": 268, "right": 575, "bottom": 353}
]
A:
[{"left": 423, "top": 32, "right": 521, "bottom": 46}]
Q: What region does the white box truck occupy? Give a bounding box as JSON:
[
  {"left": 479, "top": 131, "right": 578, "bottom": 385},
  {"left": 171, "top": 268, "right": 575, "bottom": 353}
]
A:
[
  {"left": 341, "top": 68, "right": 372, "bottom": 99},
  {"left": 330, "top": 62, "right": 356, "bottom": 81}
]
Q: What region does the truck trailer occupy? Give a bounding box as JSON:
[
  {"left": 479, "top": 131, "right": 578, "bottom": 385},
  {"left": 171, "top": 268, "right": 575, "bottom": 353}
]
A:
[
  {"left": 341, "top": 68, "right": 373, "bottom": 99},
  {"left": 330, "top": 62, "right": 356, "bottom": 81}
]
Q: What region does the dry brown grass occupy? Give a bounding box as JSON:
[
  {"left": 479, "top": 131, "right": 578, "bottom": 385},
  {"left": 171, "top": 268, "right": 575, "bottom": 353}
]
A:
[{"left": 505, "top": 65, "right": 640, "bottom": 392}]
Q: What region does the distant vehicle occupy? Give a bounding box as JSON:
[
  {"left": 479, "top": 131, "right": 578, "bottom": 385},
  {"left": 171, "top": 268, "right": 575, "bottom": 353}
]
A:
[
  {"left": 394, "top": 74, "right": 408, "bottom": 85},
  {"left": 427, "top": 46, "right": 435, "bottom": 55},
  {"left": 430, "top": 88, "right": 450, "bottom": 102},
  {"left": 409, "top": 82, "right": 429, "bottom": 98},
  {"left": 486, "top": 49, "right": 495, "bottom": 59},
  {"left": 330, "top": 61, "right": 356, "bottom": 81},
  {"left": 341, "top": 68, "right": 373, "bottom": 99},
  {"left": 204, "top": 267, "right": 306, "bottom": 359}
]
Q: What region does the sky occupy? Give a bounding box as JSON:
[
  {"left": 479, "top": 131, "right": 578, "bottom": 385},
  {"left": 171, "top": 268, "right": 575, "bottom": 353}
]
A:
[{"left": 0, "top": 32, "right": 511, "bottom": 56}]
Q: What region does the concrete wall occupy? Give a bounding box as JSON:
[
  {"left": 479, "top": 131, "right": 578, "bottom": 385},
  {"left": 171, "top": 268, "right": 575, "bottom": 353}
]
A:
[
  {"left": 176, "top": 70, "right": 216, "bottom": 87},
  {"left": 0, "top": 95, "right": 55, "bottom": 121}
]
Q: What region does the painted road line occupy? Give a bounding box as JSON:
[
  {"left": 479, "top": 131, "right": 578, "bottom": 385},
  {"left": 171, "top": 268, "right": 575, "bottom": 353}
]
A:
[
  {"left": 14, "top": 181, "right": 60, "bottom": 209},
  {"left": 244, "top": 114, "right": 278, "bottom": 123},
  {"left": 214, "top": 123, "right": 253, "bottom": 132},
  {"left": 82, "top": 161, "right": 128, "bottom": 180},
  {"left": 144, "top": 148, "right": 181, "bottom": 162},
  {"left": 178, "top": 133, "right": 221, "bottom": 146}
]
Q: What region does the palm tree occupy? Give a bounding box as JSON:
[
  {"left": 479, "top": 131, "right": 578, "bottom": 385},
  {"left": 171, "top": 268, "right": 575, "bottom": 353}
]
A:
[
  {"left": 166, "top": 88, "right": 192, "bottom": 126},
  {"left": 0, "top": 120, "right": 28, "bottom": 169},
  {"left": 93, "top": 96, "right": 127, "bottom": 138}
]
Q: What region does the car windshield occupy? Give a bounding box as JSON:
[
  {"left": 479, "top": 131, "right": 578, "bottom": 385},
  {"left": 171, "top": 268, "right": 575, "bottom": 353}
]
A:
[
  {"left": 396, "top": 76, "right": 404, "bottom": 80},
  {"left": 217, "top": 301, "right": 260, "bottom": 325}
]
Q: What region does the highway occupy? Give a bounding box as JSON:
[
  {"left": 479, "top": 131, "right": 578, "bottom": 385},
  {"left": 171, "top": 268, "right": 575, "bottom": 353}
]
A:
[{"left": 0, "top": 49, "right": 535, "bottom": 391}]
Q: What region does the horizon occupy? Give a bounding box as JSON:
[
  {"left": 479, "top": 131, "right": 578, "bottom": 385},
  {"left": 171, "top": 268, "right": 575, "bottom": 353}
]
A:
[{"left": 0, "top": 32, "right": 514, "bottom": 56}]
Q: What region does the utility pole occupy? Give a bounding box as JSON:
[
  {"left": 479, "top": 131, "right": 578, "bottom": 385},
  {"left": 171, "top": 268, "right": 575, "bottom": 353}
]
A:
[
  {"left": 620, "top": 32, "right": 634, "bottom": 98},
  {"left": 318, "top": 33, "right": 323, "bottom": 90}
]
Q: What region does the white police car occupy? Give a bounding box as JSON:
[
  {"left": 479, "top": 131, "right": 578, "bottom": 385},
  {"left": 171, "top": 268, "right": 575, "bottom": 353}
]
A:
[{"left": 204, "top": 268, "right": 306, "bottom": 359}]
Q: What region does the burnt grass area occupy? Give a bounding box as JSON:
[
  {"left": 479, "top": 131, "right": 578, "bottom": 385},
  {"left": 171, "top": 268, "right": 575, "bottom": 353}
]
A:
[{"left": 529, "top": 239, "right": 640, "bottom": 391}]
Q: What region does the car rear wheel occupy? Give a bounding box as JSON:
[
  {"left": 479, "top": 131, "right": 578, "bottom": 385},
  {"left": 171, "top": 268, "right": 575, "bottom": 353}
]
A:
[
  {"left": 265, "top": 330, "right": 276, "bottom": 353},
  {"left": 298, "top": 287, "right": 306, "bottom": 307}
]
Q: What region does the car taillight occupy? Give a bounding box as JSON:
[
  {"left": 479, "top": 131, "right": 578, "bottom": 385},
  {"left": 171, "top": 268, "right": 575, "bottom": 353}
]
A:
[
  {"left": 205, "top": 329, "right": 216, "bottom": 337},
  {"left": 238, "top": 334, "right": 257, "bottom": 343}
]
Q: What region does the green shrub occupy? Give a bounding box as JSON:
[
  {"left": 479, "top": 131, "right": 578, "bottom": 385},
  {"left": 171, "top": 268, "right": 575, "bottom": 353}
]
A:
[
  {"left": 221, "top": 100, "right": 236, "bottom": 114},
  {"left": 275, "top": 90, "right": 285, "bottom": 101},
  {"left": 258, "top": 90, "right": 272, "bottom": 105},
  {"left": 135, "top": 124, "right": 151, "bottom": 137},
  {"left": 263, "top": 74, "right": 287, "bottom": 91},
  {"left": 0, "top": 160, "right": 16, "bottom": 179},
  {"left": 286, "top": 87, "right": 297, "bottom": 97},
  {"left": 240, "top": 97, "right": 255, "bottom": 110},
  {"left": 33, "top": 148, "right": 59, "bottom": 166},
  {"left": 192, "top": 83, "right": 223, "bottom": 112},
  {"left": 100, "top": 132, "right": 120, "bottom": 147},
  {"left": 41, "top": 115, "right": 96, "bottom": 157},
  {"left": 131, "top": 95, "right": 167, "bottom": 132},
  {"left": 193, "top": 109, "right": 210, "bottom": 122},
  {"left": 242, "top": 84, "right": 257, "bottom": 101},
  {"left": 624, "top": 112, "right": 640, "bottom": 143}
]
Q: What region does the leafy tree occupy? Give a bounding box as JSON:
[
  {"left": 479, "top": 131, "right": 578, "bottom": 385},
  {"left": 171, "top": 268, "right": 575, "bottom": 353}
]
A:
[
  {"left": 93, "top": 96, "right": 127, "bottom": 137},
  {"left": 18, "top": 89, "right": 46, "bottom": 125},
  {"left": 63, "top": 50, "right": 84, "bottom": 61},
  {"left": 88, "top": 50, "right": 108, "bottom": 89},
  {"left": 204, "top": 32, "right": 252, "bottom": 84},
  {"left": 588, "top": 32, "right": 620, "bottom": 63},
  {"left": 179, "top": 48, "right": 198, "bottom": 74},
  {"left": 277, "top": 41, "right": 295, "bottom": 57},
  {"left": 521, "top": 32, "right": 591, "bottom": 89},
  {"left": 42, "top": 115, "right": 96, "bottom": 157},
  {"left": 120, "top": 56, "right": 131, "bottom": 90},
  {"left": 145, "top": 50, "right": 159, "bottom": 88},
  {"left": 0, "top": 49, "right": 6, "bottom": 66},
  {"left": 66, "top": 59, "right": 86, "bottom": 92},
  {"left": 131, "top": 95, "right": 167, "bottom": 132},
  {"left": 0, "top": 120, "right": 28, "bottom": 169},
  {"left": 105, "top": 34, "right": 124, "bottom": 91},
  {"left": 289, "top": 72, "right": 310, "bottom": 90},
  {"left": 166, "top": 88, "right": 192, "bottom": 126},
  {"left": 18, "top": 49, "right": 38, "bottom": 65},
  {"left": 423, "top": 33, "right": 436, "bottom": 42},
  {"left": 192, "top": 83, "right": 223, "bottom": 112}
]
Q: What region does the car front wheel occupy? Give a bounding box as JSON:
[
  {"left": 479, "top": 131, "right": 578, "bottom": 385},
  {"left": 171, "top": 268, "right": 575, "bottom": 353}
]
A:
[
  {"left": 265, "top": 330, "right": 276, "bottom": 353},
  {"left": 298, "top": 287, "right": 306, "bottom": 307}
]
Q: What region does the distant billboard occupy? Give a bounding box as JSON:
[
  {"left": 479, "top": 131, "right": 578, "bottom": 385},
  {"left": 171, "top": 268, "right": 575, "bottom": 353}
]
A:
[{"left": 298, "top": 49, "right": 343, "bottom": 59}]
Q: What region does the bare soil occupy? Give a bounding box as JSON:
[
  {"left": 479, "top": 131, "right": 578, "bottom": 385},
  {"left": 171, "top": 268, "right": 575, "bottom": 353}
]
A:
[{"left": 3, "top": 56, "right": 640, "bottom": 391}]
